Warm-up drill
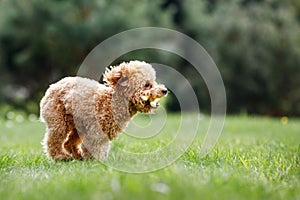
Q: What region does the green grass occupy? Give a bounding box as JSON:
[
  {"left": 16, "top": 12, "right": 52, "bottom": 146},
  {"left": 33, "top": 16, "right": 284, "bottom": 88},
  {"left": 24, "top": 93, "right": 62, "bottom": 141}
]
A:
[{"left": 0, "top": 113, "right": 299, "bottom": 200}]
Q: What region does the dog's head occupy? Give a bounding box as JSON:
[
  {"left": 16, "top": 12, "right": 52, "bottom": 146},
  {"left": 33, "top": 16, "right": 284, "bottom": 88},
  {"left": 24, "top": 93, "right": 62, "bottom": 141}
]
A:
[{"left": 103, "top": 61, "right": 168, "bottom": 113}]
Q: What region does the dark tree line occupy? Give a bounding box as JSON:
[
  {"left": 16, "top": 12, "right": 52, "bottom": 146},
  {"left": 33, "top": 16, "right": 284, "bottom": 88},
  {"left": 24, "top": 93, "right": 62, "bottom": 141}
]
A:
[{"left": 1, "top": 0, "right": 300, "bottom": 116}]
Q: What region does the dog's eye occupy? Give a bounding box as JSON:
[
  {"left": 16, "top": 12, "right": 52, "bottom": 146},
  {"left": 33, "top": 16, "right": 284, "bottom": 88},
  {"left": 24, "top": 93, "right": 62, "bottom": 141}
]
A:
[{"left": 144, "top": 82, "right": 150, "bottom": 88}]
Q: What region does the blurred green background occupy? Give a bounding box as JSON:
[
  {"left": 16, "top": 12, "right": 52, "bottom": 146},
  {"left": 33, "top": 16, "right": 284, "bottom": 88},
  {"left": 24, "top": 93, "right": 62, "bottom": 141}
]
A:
[{"left": 0, "top": 0, "right": 300, "bottom": 116}]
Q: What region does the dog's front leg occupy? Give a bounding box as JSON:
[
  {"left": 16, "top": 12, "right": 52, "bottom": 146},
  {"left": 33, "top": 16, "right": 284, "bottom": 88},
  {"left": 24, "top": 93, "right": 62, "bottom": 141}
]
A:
[{"left": 81, "top": 133, "right": 111, "bottom": 160}]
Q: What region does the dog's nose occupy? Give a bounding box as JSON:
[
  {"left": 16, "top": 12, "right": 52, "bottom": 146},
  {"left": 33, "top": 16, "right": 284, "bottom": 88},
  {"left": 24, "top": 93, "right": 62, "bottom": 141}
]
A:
[{"left": 162, "top": 89, "right": 168, "bottom": 95}]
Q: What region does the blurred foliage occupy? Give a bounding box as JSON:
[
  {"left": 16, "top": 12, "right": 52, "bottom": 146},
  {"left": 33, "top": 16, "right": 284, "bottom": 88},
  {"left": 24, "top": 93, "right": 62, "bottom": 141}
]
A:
[
  {"left": 0, "top": 0, "right": 300, "bottom": 116},
  {"left": 183, "top": 0, "right": 300, "bottom": 115},
  {"left": 0, "top": 0, "right": 173, "bottom": 114}
]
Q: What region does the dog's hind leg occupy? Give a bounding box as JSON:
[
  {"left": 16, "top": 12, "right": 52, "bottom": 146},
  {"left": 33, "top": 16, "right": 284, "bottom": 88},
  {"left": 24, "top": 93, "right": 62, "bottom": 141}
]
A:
[
  {"left": 63, "top": 127, "right": 83, "bottom": 160},
  {"left": 41, "top": 99, "right": 72, "bottom": 161},
  {"left": 62, "top": 114, "right": 83, "bottom": 160}
]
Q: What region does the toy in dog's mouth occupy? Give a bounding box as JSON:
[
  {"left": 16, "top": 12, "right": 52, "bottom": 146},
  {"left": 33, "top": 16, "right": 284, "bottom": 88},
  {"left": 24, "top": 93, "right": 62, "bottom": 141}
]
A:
[
  {"left": 140, "top": 86, "right": 168, "bottom": 110},
  {"left": 142, "top": 96, "right": 161, "bottom": 108}
]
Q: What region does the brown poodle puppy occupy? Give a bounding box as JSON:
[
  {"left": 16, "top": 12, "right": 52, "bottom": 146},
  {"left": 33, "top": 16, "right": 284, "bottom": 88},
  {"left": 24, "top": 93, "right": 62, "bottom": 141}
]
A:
[{"left": 40, "top": 61, "right": 168, "bottom": 161}]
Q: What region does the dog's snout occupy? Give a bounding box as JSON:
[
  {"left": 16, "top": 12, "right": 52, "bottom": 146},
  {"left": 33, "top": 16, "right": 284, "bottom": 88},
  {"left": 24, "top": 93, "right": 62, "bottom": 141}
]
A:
[{"left": 162, "top": 89, "right": 168, "bottom": 95}]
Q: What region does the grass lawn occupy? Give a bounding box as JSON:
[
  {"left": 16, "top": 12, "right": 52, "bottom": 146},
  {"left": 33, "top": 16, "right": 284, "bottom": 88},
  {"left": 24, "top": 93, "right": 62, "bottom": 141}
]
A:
[{"left": 0, "top": 113, "right": 299, "bottom": 200}]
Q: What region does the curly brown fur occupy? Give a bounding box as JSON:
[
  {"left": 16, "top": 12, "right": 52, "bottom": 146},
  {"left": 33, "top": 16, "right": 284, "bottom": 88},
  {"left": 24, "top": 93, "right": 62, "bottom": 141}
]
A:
[{"left": 40, "top": 61, "right": 167, "bottom": 161}]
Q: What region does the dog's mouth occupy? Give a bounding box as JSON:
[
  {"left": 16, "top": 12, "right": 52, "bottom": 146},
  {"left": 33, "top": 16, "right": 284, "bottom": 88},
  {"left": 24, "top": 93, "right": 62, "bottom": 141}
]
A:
[
  {"left": 148, "top": 98, "right": 161, "bottom": 108},
  {"left": 142, "top": 96, "right": 161, "bottom": 108}
]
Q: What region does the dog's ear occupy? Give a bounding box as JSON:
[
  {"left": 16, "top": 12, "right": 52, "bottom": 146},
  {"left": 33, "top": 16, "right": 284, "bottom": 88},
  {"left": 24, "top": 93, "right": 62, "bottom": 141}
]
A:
[
  {"left": 103, "top": 63, "right": 132, "bottom": 97},
  {"left": 117, "top": 76, "right": 133, "bottom": 98},
  {"left": 117, "top": 76, "right": 129, "bottom": 87},
  {"left": 103, "top": 66, "right": 125, "bottom": 88}
]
